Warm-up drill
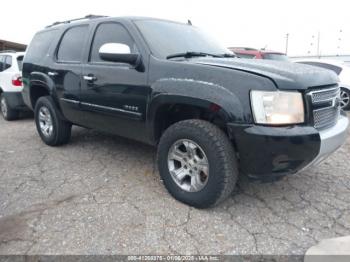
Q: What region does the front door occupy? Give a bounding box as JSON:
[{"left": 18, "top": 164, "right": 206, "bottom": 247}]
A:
[{"left": 80, "top": 22, "right": 150, "bottom": 142}]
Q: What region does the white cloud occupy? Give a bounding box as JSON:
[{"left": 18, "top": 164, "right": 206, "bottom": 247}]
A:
[{"left": 1, "top": 0, "right": 349, "bottom": 56}]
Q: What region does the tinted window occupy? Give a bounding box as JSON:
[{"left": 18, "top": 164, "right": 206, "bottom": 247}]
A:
[
  {"left": 4, "top": 56, "right": 12, "bottom": 70},
  {"left": 236, "top": 53, "right": 256, "bottom": 59},
  {"left": 298, "top": 62, "right": 342, "bottom": 75},
  {"left": 262, "top": 53, "right": 289, "bottom": 61},
  {"left": 0, "top": 55, "right": 4, "bottom": 72},
  {"left": 90, "top": 23, "right": 137, "bottom": 62},
  {"left": 135, "top": 20, "right": 230, "bottom": 59},
  {"left": 57, "top": 26, "right": 89, "bottom": 62},
  {"left": 25, "top": 30, "right": 57, "bottom": 62},
  {"left": 17, "top": 56, "right": 24, "bottom": 71}
]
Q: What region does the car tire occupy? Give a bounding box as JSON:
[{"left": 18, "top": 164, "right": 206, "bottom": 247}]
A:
[
  {"left": 340, "top": 88, "right": 350, "bottom": 110},
  {"left": 34, "top": 96, "right": 71, "bottom": 146},
  {"left": 0, "top": 93, "right": 19, "bottom": 121},
  {"left": 157, "top": 119, "right": 238, "bottom": 208}
]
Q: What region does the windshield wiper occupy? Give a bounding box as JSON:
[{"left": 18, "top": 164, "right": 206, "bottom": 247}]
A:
[{"left": 166, "top": 52, "right": 222, "bottom": 59}]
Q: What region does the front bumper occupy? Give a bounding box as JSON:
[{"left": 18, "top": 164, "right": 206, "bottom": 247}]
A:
[
  {"left": 302, "top": 114, "right": 349, "bottom": 170},
  {"left": 228, "top": 113, "right": 349, "bottom": 181}
]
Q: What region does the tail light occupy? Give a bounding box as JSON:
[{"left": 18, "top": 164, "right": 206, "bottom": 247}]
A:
[{"left": 12, "top": 74, "right": 22, "bottom": 87}]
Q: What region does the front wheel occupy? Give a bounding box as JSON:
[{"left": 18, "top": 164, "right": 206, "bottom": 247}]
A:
[
  {"left": 34, "top": 96, "right": 72, "bottom": 146},
  {"left": 340, "top": 88, "right": 350, "bottom": 110},
  {"left": 157, "top": 120, "right": 238, "bottom": 208}
]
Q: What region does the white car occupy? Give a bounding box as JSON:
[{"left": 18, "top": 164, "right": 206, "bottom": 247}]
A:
[
  {"left": 0, "top": 51, "right": 28, "bottom": 120},
  {"left": 294, "top": 59, "right": 350, "bottom": 110}
]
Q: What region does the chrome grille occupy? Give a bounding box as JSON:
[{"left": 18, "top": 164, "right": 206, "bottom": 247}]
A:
[
  {"left": 313, "top": 106, "right": 340, "bottom": 129},
  {"left": 311, "top": 87, "right": 340, "bottom": 103},
  {"left": 308, "top": 86, "right": 341, "bottom": 130}
]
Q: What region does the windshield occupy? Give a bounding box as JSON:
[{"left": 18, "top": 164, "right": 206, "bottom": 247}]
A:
[
  {"left": 262, "top": 53, "right": 289, "bottom": 61},
  {"left": 134, "top": 19, "right": 231, "bottom": 59}
]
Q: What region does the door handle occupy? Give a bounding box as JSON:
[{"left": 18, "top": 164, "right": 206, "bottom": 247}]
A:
[
  {"left": 48, "top": 72, "right": 58, "bottom": 77},
  {"left": 83, "top": 75, "right": 97, "bottom": 82}
]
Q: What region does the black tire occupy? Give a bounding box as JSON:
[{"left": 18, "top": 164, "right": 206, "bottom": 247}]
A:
[
  {"left": 157, "top": 119, "right": 238, "bottom": 208},
  {"left": 0, "top": 93, "right": 19, "bottom": 121},
  {"left": 340, "top": 88, "right": 350, "bottom": 110},
  {"left": 34, "top": 96, "right": 71, "bottom": 146}
]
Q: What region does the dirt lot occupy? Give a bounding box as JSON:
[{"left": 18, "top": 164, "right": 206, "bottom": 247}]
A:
[{"left": 0, "top": 115, "right": 349, "bottom": 256}]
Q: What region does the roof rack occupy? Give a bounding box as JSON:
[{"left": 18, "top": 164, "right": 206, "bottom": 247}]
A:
[
  {"left": 46, "top": 14, "right": 108, "bottom": 28},
  {"left": 0, "top": 50, "right": 17, "bottom": 53}
]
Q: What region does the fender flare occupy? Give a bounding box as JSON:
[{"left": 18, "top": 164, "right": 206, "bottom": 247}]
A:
[
  {"left": 28, "top": 72, "right": 57, "bottom": 107},
  {"left": 146, "top": 78, "right": 245, "bottom": 142},
  {"left": 340, "top": 84, "right": 350, "bottom": 92}
]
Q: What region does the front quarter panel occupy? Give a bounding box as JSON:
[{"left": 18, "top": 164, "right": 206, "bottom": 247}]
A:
[{"left": 148, "top": 77, "right": 245, "bottom": 122}]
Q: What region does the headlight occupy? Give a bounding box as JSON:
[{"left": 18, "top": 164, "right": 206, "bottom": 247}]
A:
[{"left": 250, "top": 90, "right": 304, "bottom": 125}]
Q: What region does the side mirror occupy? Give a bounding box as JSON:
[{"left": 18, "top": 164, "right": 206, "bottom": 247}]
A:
[{"left": 99, "top": 43, "right": 140, "bottom": 65}]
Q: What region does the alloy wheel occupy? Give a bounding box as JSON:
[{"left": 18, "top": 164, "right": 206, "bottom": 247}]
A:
[
  {"left": 167, "top": 139, "right": 209, "bottom": 192},
  {"left": 340, "top": 89, "right": 350, "bottom": 109},
  {"left": 0, "top": 97, "right": 8, "bottom": 118},
  {"left": 38, "top": 106, "right": 53, "bottom": 137}
]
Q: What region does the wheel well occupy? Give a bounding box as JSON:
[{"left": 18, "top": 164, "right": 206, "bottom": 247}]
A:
[
  {"left": 30, "top": 85, "right": 50, "bottom": 108},
  {"left": 154, "top": 104, "right": 228, "bottom": 143}
]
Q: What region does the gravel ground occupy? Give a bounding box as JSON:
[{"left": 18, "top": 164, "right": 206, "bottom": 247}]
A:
[{"left": 0, "top": 114, "right": 349, "bottom": 256}]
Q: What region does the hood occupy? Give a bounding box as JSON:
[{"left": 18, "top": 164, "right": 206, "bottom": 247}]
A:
[{"left": 190, "top": 58, "right": 339, "bottom": 90}]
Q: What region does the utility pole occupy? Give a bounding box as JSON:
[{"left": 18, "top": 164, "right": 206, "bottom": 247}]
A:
[{"left": 285, "top": 33, "right": 289, "bottom": 55}]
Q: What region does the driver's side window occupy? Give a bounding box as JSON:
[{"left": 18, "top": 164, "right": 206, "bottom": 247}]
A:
[{"left": 89, "top": 22, "right": 138, "bottom": 63}]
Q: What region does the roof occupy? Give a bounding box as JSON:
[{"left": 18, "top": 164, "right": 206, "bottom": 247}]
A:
[
  {"left": 0, "top": 39, "right": 27, "bottom": 52},
  {"left": 45, "top": 15, "right": 188, "bottom": 29}
]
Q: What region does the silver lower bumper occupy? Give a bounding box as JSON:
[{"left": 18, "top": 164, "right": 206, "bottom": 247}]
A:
[{"left": 305, "top": 114, "right": 349, "bottom": 169}]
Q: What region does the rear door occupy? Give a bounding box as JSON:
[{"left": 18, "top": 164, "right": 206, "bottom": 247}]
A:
[
  {"left": 80, "top": 22, "right": 149, "bottom": 142},
  {"left": 50, "top": 25, "right": 90, "bottom": 125}
]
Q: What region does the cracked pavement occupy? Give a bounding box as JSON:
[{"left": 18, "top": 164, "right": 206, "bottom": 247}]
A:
[{"left": 0, "top": 114, "right": 349, "bottom": 256}]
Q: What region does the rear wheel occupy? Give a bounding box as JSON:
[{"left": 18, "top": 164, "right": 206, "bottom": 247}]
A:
[
  {"left": 157, "top": 119, "right": 238, "bottom": 208},
  {"left": 34, "top": 96, "right": 71, "bottom": 146},
  {"left": 340, "top": 88, "right": 350, "bottom": 110},
  {"left": 0, "top": 93, "right": 19, "bottom": 121}
]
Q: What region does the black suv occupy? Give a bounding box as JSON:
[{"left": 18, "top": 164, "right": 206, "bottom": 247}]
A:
[{"left": 22, "top": 16, "right": 349, "bottom": 208}]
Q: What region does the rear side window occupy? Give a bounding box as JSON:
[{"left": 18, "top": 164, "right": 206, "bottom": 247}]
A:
[
  {"left": 25, "top": 29, "right": 57, "bottom": 62},
  {"left": 4, "top": 56, "right": 12, "bottom": 70},
  {"left": 90, "top": 23, "right": 137, "bottom": 63},
  {"left": 17, "top": 56, "right": 24, "bottom": 71},
  {"left": 0, "top": 55, "right": 4, "bottom": 72},
  {"left": 57, "top": 26, "right": 89, "bottom": 62},
  {"left": 237, "top": 53, "right": 256, "bottom": 59},
  {"left": 262, "top": 53, "right": 289, "bottom": 61}
]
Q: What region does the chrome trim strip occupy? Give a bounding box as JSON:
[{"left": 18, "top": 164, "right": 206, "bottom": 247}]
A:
[
  {"left": 60, "top": 98, "right": 142, "bottom": 118},
  {"left": 60, "top": 98, "right": 79, "bottom": 104},
  {"left": 80, "top": 102, "right": 142, "bottom": 117}
]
